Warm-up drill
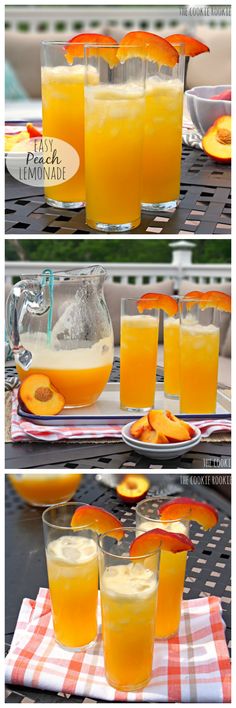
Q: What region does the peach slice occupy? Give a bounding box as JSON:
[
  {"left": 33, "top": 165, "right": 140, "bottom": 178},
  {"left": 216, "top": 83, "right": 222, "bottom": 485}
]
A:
[
  {"left": 18, "top": 374, "right": 65, "bottom": 416},
  {"left": 148, "top": 410, "right": 191, "bottom": 442},
  {"left": 130, "top": 415, "right": 150, "bottom": 439},
  {"left": 26, "top": 123, "right": 42, "bottom": 138},
  {"left": 202, "top": 115, "right": 231, "bottom": 164},
  {"left": 130, "top": 528, "right": 195, "bottom": 556},
  {"left": 159, "top": 497, "right": 218, "bottom": 530},
  {"left": 140, "top": 429, "right": 169, "bottom": 444},
  {"left": 166, "top": 34, "right": 209, "bottom": 57},
  {"left": 116, "top": 474, "right": 150, "bottom": 503},
  {"left": 64, "top": 33, "right": 118, "bottom": 67},
  {"left": 166, "top": 410, "right": 195, "bottom": 438},
  {"left": 70, "top": 505, "right": 123, "bottom": 539},
  {"left": 184, "top": 290, "right": 231, "bottom": 312},
  {"left": 117, "top": 31, "right": 178, "bottom": 67},
  {"left": 137, "top": 293, "right": 178, "bottom": 316}
]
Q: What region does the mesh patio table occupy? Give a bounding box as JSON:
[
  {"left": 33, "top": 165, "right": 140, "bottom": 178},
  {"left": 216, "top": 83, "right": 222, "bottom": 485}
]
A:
[
  {"left": 5, "top": 145, "right": 231, "bottom": 235},
  {"left": 5, "top": 472, "right": 231, "bottom": 703},
  {"left": 5, "top": 361, "right": 231, "bottom": 470}
]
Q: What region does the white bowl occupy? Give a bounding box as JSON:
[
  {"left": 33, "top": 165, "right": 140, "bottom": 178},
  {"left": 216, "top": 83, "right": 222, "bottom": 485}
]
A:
[
  {"left": 186, "top": 84, "right": 231, "bottom": 136},
  {"left": 121, "top": 422, "right": 201, "bottom": 460}
]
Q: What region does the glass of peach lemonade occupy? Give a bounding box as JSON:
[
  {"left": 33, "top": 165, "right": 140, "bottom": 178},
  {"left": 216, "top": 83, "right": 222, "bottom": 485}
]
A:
[
  {"left": 84, "top": 44, "right": 145, "bottom": 231},
  {"left": 6, "top": 266, "right": 114, "bottom": 408},
  {"left": 42, "top": 503, "right": 99, "bottom": 651},
  {"left": 179, "top": 297, "right": 220, "bottom": 414},
  {"left": 136, "top": 495, "right": 218, "bottom": 639},
  {"left": 163, "top": 298, "right": 180, "bottom": 399},
  {"left": 98, "top": 527, "right": 159, "bottom": 691},
  {"left": 41, "top": 34, "right": 117, "bottom": 208},
  {"left": 120, "top": 297, "right": 159, "bottom": 412}
]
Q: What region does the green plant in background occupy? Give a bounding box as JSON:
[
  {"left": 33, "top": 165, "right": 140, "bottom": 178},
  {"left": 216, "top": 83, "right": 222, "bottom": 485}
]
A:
[{"left": 5, "top": 239, "right": 231, "bottom": 264}]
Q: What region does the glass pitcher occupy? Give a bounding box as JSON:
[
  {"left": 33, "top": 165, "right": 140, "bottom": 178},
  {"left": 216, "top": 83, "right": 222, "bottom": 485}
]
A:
[{"left": 6, "top": 266, "right": 114, "bottom": 407}]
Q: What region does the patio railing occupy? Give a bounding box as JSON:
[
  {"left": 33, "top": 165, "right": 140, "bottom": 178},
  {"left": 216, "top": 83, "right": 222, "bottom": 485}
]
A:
[
  {"left": 5, "top": 261, "right": 231, "bottom": 291},
  {"left": 5, "top": 5, "right": 231, "bottom": 34}
]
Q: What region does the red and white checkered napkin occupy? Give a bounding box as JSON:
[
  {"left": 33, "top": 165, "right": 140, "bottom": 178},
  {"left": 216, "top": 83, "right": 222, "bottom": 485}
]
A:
[
  {"left": 5, "top": 588, "right": 231, "bottom": 702},
  {"left": 11, "top": 390, "right": 122, "bottom": 442},
  {"left": 11, "top": 389, "right": 231, "bottom": 443}
]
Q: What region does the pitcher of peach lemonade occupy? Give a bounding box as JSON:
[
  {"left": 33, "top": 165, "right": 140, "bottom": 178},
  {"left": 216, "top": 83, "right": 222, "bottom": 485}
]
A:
[{"left": 6, "top": 266, "right": 114, "bottom": 406}]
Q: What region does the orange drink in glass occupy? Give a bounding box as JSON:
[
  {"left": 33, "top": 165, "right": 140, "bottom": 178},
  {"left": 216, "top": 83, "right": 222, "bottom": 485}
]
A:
[
  {"left": 43, "top": 503, "right": 98, "bottom": 650},
  {"left": 98, "top": 527, "right": 158, "bottom": 690},
  {"left": 136, "top": 497, "right": 189, "bottom": 639},
  {"left": 142, "top": 66, "right": 184, "bottom": 210},
  {"left": 180, "top": 299, "right": 220, "bottom": 413},
  {"left": 41, "top": 42, "right": 99, "bottom": 208},
  {"left": 120, "top": 298, "right": 159, "bottom": 412},
  {"left": 8, "top": 473, "right": 82, "bottom": 506},
  {"left": 85, "top": 47, "right": 145, "bottom": 231},
  {"left": 164, "top": 307, "right": 180, "bottom": 398}
]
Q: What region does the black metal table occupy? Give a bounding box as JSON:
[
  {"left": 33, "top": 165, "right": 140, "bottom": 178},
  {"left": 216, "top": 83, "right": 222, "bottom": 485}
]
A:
[
  {"left": 5, "top": 146, "right": 231, "bottom": 235},
  {"left": 5, "top": 361, "right": 231, "bottom": 470},
  {"left": 5, "top": 472, "right": 231, "bottom": 703}
]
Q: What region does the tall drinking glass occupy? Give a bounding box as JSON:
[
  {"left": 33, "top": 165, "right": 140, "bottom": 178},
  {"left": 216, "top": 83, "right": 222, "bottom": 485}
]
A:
[
  {"left": 142, "top": 49, "right": 185, "bottom": 211},
  {"left": 98, "top": 527, "right": 158, "bottom": 691},
  {"left": 120, "top": 297, "right": 159, "bottom": 412},
  {"left": 136, "top": 496, "right": 189, "bottom": 639},
  {"left": 41, "top": 42, "right": 97, "bottom": 208},
  {"left": 85, "top": 46, "right": 145, "bottom": 231},
  {"left": 42, "top": 502, "right": 98, "bottom": 650},
  {"left": 163, "top": 299, "right": 180, "bottom": 398},
  {"left": 179, "top": 298, "right": 220, "bottom": 413}
]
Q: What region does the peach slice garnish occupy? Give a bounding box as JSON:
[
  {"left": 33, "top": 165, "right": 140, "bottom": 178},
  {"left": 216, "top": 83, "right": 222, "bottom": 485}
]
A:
[
  {"left": 116, "top": 474, "right": 150, "bottom": 503},
  {"left": 64, "top": 33, "right": 118, "bottom": 67},
  {"left": 165, "top": 34, "right": 209, "bottom": 57},
  {"left": 159, "top": 497, "right": 218, "bottom": 530},
  {"left": 117, "top": 31, "right": 178, "bottom": 67},
  {"left": 130, "top": 528, "right": 194, "bottom": 556},
  {"left": 70, "top": 505, "right": 123, "bottom": 539},
  {"left": 202, "top": 115, "right": 231, "bottom": 164},
  {"left": 184, "top": 290, "right": 231, "bottom": 312},
  {"left": 137, "top": 293, "right": 178, "bottom": 316},
  {"left": 18, "top": 374, "right": 65, "bottom": 416},
  {"left": 26, "top": 123, "right": 42, "bottom": 138}
]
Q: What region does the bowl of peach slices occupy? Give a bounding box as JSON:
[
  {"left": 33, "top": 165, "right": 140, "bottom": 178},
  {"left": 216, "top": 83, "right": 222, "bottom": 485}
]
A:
[{"left": 122, "top": 410, "right": 201, "bottom": 460}]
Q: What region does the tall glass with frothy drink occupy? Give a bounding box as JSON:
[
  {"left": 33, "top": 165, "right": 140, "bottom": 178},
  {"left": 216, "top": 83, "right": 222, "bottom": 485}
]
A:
[
  {"left": 41, "top": 42, "right": 100, "bottom": 208},
  {"left": 85, "top": 46, "right": 145, "bottom": 231},
  {"left": 179, "top": 298, "right": 220, "bottom": 413},
  {"left": 142, "top": 48, "right": 184, "bottom": 211},
  {"left": 136, "top": 497, "right": 189, "bottom": 639},
  {"left": 43, "top": 503, "right": 98, "bottom": 650},
  {"left": 98, "top": 527, "right": 158, "bottom": 690},
  {"left": 120, "top": 298, "right": 159, "bottom": 412}
]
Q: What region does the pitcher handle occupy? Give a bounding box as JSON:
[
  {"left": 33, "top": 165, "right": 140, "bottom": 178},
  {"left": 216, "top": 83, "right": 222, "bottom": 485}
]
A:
[{"left": 6, "top": 279, "right": 50, "bottom": 370}]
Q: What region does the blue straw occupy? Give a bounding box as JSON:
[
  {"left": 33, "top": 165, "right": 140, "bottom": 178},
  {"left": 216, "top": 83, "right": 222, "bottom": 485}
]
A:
[{"left": 41, "top": 268, "right": 54, "bottom": 345}]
